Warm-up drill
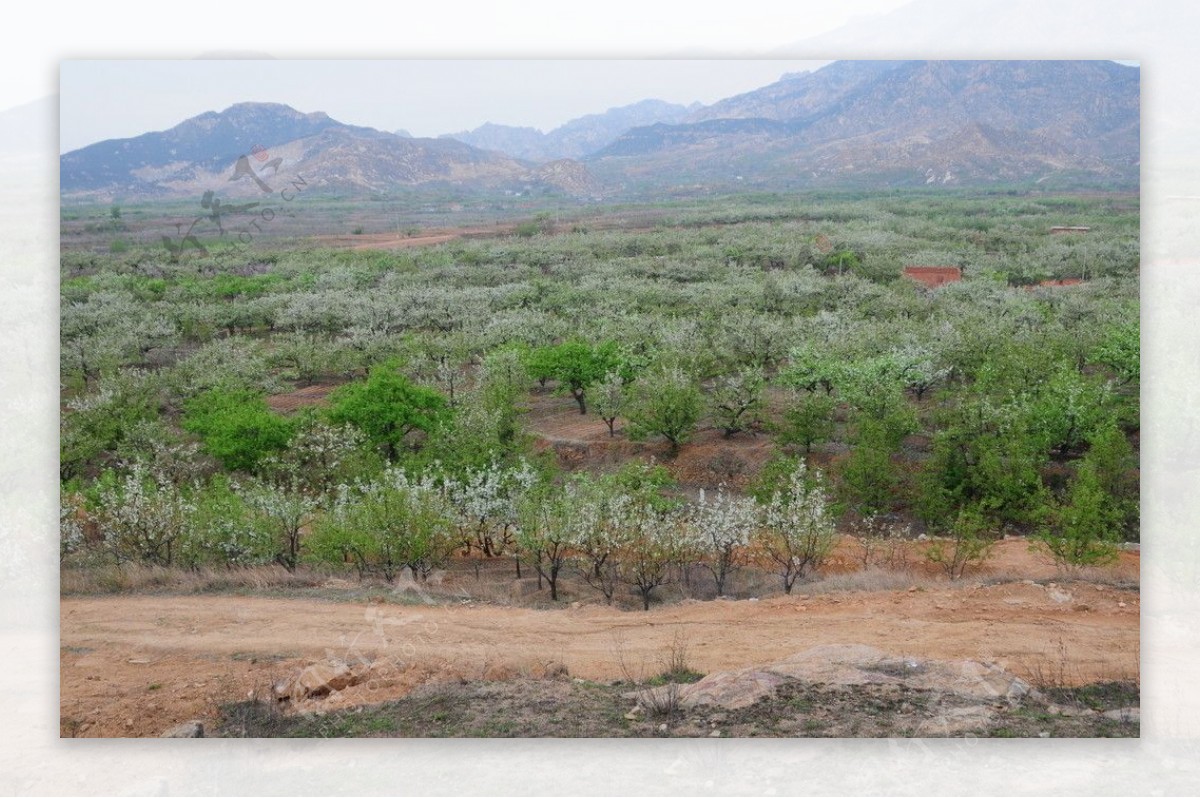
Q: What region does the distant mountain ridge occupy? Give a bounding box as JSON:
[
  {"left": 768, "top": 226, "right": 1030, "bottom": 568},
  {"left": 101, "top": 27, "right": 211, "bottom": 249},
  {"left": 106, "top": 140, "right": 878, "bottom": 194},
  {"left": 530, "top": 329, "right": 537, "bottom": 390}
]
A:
[
  {"left": 59, "top": 60, "right": 1139, "bottom": 199},
  {"left": 589, "top": 60, "right": 1139, "bottom": 190},
  {"left": 60, "top": 103, "right": 602, "bottom": 199},
  {"left": 60, "top": 103, "right": 357, "bottom": 193},
  {"left": 442, "top": 99, "right": 698, "bottom": 162}
]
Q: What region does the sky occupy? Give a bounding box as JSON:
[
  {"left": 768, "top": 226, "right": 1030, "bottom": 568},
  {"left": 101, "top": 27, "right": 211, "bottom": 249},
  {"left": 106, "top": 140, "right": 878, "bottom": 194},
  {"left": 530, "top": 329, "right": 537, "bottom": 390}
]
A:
[
  {"left": 58, "top": 59, "right": 833, "bottom": 152},
  {"left": 18, "top": 0, "right": 916, "bottom": 122}
]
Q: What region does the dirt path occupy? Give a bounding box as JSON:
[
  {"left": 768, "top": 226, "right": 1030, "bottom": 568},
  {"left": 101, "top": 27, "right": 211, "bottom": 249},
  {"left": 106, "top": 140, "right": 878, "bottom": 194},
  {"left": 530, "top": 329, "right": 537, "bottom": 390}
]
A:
[
  {"left": 311, "top": 225, "right": 511, "bottom": 251},
  {"left": 60, "top": 571, "right": 1138, "bottom": 737}
]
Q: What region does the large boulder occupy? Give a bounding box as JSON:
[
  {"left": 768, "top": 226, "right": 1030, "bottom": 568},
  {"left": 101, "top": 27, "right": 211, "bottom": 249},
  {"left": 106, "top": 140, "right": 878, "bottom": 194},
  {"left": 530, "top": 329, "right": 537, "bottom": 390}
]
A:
[{"left": 643, "top": 644, "right": 1038, "bottom": 713}]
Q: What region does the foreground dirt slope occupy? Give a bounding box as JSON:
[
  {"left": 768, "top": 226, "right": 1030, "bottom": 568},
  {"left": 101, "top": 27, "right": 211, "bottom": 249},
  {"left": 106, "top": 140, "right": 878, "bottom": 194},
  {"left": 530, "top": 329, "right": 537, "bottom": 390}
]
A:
[{"left": 61, "top": 572, "right": 1138, "bottom": 737}]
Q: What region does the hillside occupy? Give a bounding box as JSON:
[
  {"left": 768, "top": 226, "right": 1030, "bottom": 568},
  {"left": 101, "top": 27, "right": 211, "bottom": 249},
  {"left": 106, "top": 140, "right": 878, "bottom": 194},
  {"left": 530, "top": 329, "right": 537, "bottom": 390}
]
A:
[
  {"left": 60, "top": 103, "right": 601, "bottom": 199},
  {"left": 591, "top": 60, "right": 1139, "bottom": 190}
]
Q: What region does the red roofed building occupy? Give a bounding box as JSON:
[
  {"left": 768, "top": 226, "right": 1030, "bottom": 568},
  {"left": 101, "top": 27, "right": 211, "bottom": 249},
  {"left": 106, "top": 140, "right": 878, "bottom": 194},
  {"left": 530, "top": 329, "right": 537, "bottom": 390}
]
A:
[{"left": 903, "top": 266, "right": 962, "bottom": 288}]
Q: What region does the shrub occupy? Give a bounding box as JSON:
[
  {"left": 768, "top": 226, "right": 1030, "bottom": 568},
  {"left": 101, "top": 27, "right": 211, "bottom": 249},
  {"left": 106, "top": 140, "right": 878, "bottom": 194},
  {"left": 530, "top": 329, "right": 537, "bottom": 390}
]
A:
[{"left": 925, "top": 505, "right": 998, "bottom": 580}]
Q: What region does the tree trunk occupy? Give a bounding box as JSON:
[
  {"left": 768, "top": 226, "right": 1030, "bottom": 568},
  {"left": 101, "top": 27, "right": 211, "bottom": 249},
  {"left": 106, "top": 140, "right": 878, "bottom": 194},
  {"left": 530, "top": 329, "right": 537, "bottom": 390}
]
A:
[{"left": 573, "top": 388, "right": 587, "bottom": 415}]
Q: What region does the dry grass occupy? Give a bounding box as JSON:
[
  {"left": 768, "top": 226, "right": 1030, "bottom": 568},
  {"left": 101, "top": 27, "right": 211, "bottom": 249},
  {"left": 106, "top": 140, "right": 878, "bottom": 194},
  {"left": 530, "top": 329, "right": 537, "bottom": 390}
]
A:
[
  {"left": 801, "top": 568, "right": 930, "bottom": 595},
  {"left": 609, "top": 629, "right": 701, "bottom": 719},
  {"left": 59, "top": 563, "right": 328, "bottom": 595},
  {"left": 1021, "top": 636, "right": 1083, "bottom": 692}
]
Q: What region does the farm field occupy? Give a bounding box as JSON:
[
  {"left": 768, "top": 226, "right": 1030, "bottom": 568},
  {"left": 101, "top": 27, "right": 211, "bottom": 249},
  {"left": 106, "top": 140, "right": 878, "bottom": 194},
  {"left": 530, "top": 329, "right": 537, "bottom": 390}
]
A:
[{"left": 59, "top": 190, "right": 1140, "bottom": 737}]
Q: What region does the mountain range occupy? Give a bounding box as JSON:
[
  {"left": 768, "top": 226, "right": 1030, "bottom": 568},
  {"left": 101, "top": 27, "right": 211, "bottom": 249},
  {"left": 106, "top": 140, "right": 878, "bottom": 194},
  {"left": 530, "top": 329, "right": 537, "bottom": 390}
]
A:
[
  {"left": 59, "top": 60, "right": 1139, "bottom": 200},
  {"left": 444, "top": 99, "right": 698, "bottom": 162},
  {"left": 590, "top": 60, "right": 1139, "bottom": 190}
]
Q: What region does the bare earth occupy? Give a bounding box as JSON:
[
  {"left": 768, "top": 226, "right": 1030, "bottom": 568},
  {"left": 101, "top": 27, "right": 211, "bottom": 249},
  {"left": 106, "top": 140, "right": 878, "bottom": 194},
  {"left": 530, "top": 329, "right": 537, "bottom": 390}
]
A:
[{"left": 60, "top": 543, "right": 1139, "bottom": 738}]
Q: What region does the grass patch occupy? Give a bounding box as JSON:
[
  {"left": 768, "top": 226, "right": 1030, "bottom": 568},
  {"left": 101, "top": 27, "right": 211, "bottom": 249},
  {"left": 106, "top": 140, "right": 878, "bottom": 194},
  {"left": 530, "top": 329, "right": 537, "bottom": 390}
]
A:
[
  {"left": 1043, "top": 680, "right": 1140, "bottom": 713},
  {"left": 213, "top": 673, "right": 1137, "bottom": 738}
]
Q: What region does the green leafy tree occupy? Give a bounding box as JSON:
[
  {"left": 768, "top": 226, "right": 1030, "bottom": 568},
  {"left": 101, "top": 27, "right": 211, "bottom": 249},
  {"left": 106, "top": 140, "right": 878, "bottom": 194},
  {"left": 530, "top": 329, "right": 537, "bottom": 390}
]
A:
[
  {"left": 1080, "top": 422, "right": 1139, "bottom": 540},
  {"left": 627, "top": 366, "right": 703, "bottom": 453},
  {"left": 777, "top": 391, "right": 836, "bottom": 454},
  {"left": 781, "top": 344, "right": 843, "bottom": 395},
  {"left": 1090, "top": 320, "right": 1139, "bottom": 386},
  {"left": 1024, "top": 365, "right": 1114, "bottom": 456},
  {"left": 183, "top": 388, "right": 295, "bottom": 473},
  {"left": 529, "top": 340, "right": 620, "bottom": 414},
  {"left": 327, "top": 360, "right": 450, "bottom": 460},
  {"left": 837, "top": 403, "right": 917, "bottom": 516},
  {"left": 1032, "top": 462, "right": 1123, "bottom": 571},
  {"left": 311, "top": 471, "right": 457, "bottom": 581},
  {"left": 916, "top": 396, "right": 1050, "bottom": 531}
]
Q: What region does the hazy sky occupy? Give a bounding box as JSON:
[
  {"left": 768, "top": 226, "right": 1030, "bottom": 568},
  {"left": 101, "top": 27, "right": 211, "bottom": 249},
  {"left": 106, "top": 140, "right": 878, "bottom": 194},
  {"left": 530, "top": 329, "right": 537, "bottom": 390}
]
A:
[{"left": 59, "top": 59, "right": 836, "bottom": 152}]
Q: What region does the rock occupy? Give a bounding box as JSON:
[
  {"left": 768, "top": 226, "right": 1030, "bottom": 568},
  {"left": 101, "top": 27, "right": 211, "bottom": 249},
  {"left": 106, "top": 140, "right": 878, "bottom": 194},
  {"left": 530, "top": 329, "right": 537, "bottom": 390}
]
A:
[
  {"left": 161, "top": 720, "right": 204, "bottom": 738},
  {"left": 274, "top": 659, "right": 361, "bottom": 701},
  {"left": 1038, "top": 731, "right": 1051, "bottom": 738},
  {"left": 1102, "top": 707, "right": 1140, "bottom": 723},
  {"left": 709, "top": 729, "right": 721, "bottom": 737},
  {"left": 673, "top": 669, "right": 788, "bottom": 710},
  {"left": 1118, "top": 602, "right": 1127, "bottom": 608},
  {"left": 658, "top": 723, "right": 668, "bottom": 732},
  {"left": 1048, "top": 588, "right": 1073, "bottom": 604}
]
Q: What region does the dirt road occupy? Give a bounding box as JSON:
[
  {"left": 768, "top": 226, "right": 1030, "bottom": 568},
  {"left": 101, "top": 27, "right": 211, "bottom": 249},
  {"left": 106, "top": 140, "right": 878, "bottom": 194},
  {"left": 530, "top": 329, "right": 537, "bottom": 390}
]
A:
[{"left": 60, "top": 567, "right": 1138, "bottom": 737}]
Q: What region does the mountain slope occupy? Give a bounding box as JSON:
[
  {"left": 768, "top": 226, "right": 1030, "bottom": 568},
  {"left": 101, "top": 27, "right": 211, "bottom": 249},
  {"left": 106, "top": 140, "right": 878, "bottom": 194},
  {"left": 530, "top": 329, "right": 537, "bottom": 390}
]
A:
[
  {"left": 60, "top": 103, "right": 602, "bottom": 198},
  {"left": 60, "top": 103, "right": 356, "bottom": 192},
  {"left": 590, "top": 60, "right": 1139, "bottom": 190}
]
